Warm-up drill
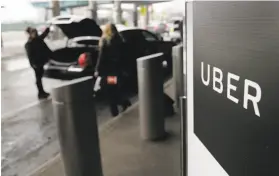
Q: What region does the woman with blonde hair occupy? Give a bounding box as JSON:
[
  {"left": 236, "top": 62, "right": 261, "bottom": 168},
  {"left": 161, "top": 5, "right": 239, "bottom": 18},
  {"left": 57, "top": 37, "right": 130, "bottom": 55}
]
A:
[{"left": 95, "top": 23, "right": 131, "bottom": 117}]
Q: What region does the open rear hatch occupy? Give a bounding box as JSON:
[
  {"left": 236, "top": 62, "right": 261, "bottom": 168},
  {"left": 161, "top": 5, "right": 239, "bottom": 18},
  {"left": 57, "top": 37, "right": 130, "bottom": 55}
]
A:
[
  {"left": 48, "top": 15, "right": 102, "bottom": 63},
  {"left": 49, "top": 15, "right": 102, "bottom": 39}
]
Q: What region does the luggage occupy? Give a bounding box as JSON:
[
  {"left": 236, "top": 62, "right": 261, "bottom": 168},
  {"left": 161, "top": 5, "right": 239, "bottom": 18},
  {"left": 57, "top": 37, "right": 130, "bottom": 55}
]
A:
[{"left": 164, "top": 93, "right": 175, "bottom": 117}]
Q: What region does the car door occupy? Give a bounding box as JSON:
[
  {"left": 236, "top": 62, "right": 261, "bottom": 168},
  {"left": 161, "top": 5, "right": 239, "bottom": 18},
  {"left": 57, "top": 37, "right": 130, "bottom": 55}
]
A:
[
  {"left": 140, "top": 30, "right": 175, "bottom": 70},
  {"left": 121, "top": 30, "right": 150, "bottom": 57},
  {"left": 119, "top": 30, "right": 146, "bottom": 78},
  {"left": 140, "top": 30, "right": 174, "bottom": 54},
  {"left": 139, "top": 30, "right": 160, "bottom": 54}
]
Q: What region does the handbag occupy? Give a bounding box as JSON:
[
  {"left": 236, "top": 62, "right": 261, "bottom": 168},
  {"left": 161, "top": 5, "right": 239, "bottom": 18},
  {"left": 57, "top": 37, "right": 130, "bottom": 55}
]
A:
[
  {"left": 106, "top": 76, "right": 118, "bottom": 85},
  {"left": 94, "top": 75, "right": 118, "bottom": 93}
]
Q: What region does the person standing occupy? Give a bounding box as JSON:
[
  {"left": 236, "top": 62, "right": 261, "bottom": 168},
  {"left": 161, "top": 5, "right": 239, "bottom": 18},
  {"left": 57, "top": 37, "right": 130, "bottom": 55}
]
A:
[
  {"left": 95, "top": 23, "right": 131, "bottom": 117},
  {"left": 25, "top": 27, "right": 52, "bottom": 99},
  {"left": 179, "top": 19, "right": 183, "bottom": 43}
]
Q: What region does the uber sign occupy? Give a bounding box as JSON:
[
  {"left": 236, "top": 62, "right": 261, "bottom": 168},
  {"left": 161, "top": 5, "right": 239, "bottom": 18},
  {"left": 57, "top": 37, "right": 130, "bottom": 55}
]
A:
[
  {"left": 193, "top": 2, "right": 279, "bottom": 176},
  {"left": 201, "top": 62, "right": 262, "bottom": 117}
]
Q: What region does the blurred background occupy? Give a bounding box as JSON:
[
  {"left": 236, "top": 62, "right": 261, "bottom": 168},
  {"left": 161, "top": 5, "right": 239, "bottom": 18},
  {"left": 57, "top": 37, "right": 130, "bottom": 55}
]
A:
[
  {"left": 1, "top": 1, "right": 184, "bottom": 37},
  {"left": 1, "top": 0, "right": 184, "bottom": 58}
]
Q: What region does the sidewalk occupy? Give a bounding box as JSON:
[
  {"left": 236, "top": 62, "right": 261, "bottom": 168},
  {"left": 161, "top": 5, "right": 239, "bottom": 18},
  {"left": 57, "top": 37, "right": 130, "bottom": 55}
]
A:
[
  {"left": 29, "top": 80, "right": 181, "bottom": 176},
  {"left": 1, "top": 39, "right": 66, "bottom": 60}
]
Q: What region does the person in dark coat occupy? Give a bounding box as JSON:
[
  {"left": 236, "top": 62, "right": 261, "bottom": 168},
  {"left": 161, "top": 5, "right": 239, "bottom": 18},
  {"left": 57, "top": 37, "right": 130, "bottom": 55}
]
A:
[
  {"left": 95, "top": 23, "right": 131, "bottom": 117},
  {"left": 179, "top": 19, "right": 183, "bottom": 43},
  {"left": 25, "top": 27, "right": 52, "bottom": 99}
]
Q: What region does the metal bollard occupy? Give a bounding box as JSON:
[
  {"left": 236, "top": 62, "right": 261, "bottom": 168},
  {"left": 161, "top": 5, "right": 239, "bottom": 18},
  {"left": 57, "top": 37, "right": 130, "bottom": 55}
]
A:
[
  {"left": 52, "top": 77, "right": 103, "bottom": 176},
  {"left": 137, "top": 53, "right": 166, "bottom": 141},
  {"left": 172, "top": 44, "right": 184, "bottom": 109},
  {"left": 180, "top": 96, "right": 187, "bottom": 176}
]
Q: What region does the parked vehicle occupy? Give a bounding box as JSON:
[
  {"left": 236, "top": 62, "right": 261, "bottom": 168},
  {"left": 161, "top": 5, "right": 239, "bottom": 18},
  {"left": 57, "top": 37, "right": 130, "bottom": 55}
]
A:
[
  {"left": 119, "top": 28, "right": 174, "bottom": 85},
  {"left": 44, "top": 15, "right": 102, "bottom": 79},
  {"left": 44, "top": 15, "right": 175, "bottom": 89}
]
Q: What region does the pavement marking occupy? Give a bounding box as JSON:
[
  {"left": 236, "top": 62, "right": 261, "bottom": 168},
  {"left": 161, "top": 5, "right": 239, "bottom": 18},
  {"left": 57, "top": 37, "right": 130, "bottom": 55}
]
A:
[{"left": 1, "top": 97, "right": 52, "bottom": 121}]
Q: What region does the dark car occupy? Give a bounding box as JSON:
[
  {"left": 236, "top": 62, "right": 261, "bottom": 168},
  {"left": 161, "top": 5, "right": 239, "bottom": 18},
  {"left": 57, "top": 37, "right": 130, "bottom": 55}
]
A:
[
  {"left": 119, "top": 27, "right": 174, "bottom": 84},
  {"left": 44, "top": 16, "right": 175, "bottom": 83}
]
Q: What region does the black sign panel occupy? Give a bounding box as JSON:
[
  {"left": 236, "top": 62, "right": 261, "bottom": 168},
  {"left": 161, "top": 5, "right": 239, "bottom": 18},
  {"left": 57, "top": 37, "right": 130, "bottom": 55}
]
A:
[{"left": 193, "top": 2, "right": 279, "bottom": 176}]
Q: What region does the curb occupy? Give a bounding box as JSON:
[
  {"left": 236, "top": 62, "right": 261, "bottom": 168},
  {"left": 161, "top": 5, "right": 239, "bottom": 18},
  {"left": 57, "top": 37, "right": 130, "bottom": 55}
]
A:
[{"left": 28, "top": 78, "right": 173, "bottom": 176}]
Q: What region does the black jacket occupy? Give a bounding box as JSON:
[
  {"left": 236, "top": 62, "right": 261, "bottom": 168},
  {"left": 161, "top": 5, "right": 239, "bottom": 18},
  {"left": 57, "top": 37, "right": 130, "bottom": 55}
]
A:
[
  {"left": 95, "top": 35, "right": 125, "bottom": 76},
  {"left": 179, "top": 20, "right": 183, "bottom": 42},
  {"left": 25, "top": 28, "right": 52, "bottom": 67}
]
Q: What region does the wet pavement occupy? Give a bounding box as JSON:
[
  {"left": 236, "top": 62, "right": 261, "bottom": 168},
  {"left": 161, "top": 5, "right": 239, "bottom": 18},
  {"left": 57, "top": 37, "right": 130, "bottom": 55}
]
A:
[
  {"left": 1, "top": 58, "right": 67, "bottom": 116},
  {"left": 1, "top": 100, "right": 59, "bottom": 176},
  {"left": 1, "top": 56, "right": 138, "bottom": 176},
  {"left": 1, "top": 56, "right": 68, "bottom": 176},
  {"left": 1, "top": 96, "right": 139, "bottom": 176}
]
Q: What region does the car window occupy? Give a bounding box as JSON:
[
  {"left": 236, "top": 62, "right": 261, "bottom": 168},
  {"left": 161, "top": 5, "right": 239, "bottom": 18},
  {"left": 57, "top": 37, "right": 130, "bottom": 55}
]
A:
[
  {"left": 141, "top": 30, "right": 158, "bottom": 42},
  {"left": 120, "top": 30, "right": 144, "bottom": 42}
]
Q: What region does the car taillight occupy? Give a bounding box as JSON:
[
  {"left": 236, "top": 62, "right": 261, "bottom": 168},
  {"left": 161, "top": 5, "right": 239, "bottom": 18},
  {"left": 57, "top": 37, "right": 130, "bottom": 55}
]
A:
[{"left": 78, "top": 53, "right": 87, "bottom": 67}]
